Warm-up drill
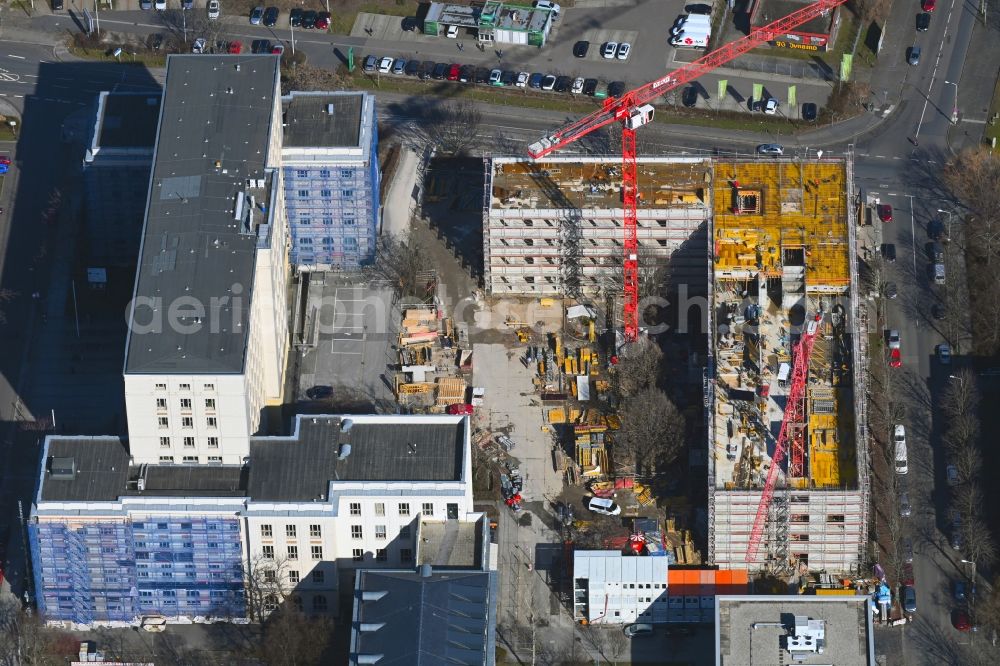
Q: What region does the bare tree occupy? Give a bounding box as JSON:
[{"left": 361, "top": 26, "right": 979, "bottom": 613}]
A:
[
  {"left": 951, "top": 442, "right": 983, "bottom": 486},
  {"left": 0, "top": 594, "right": 74, "bottom": 666},
  {"left": 954, "top": 481, "right": 984, "bottom": 519},
  {"left": 963, "top": 516, "right": 997, "bottom": 569},
  {"left": 423, "top": 102, "right": 483, "bottom": 156},
  {"left": 244, "top": 554, "right": 294, "bottom": 622},
  {"left": 281, "top": 63, "right": 347, "bottom": 95},
  {"left": 367, "top": 233, "right": 427, "bottom": 299},
  {"left": 614, "top": 338, "right": 663, "bottom": 398},
  {"left": 941, "top": 368, "right": 980, "bottom": 418},
  {"left": 258, "top": 607, "right": 334, "bottom": 666},
  {"left": 616, "top": 387, "right": 684, "bottom": 475}
]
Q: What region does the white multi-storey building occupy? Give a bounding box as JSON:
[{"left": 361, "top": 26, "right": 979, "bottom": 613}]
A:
[
  {"left": 30, "top": 414, "right": 475, "bottom": 624},
  {"left": 572, "top": 550, "right": 670, "bottom": 624},
  {"left": 123, "top": 55, "right": 290, "bottom": 465}
]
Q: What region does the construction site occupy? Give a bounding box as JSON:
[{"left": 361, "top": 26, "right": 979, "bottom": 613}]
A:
[
  {"left": 479, "top": 154, "right": 871, "bottom": 576},
  {"left": 482, "top": 156, "right": 711, "bottom": 297},
  {"left": 706, "top": 157, "right": 871, "bottom": 575}
]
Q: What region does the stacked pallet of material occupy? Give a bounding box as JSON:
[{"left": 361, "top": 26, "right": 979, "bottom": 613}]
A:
[
  {"left": 400, "top": 308, "right": 439, "bottom": 346},
  {"left": 435, "top": 377, "right": 467, "bottom": 405}
]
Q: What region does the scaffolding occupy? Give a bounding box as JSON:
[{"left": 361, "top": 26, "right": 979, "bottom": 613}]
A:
[
  {"left": 708, "top": 157, "right": 866, "bottom": 573},
  {"left": 30, "top": 515, "right": 246, "bottom": 625}
]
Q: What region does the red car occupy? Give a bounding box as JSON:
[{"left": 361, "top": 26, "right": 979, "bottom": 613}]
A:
[
  {"left": 228, "top": 40, "right": 243, "bottom": 54},
  {"left": 952, "top": 609, "right": 971, "bottom": 631},
  {"left": 446, "top": 403, "right": 474, "bottom": 415},
  {"left": 889, "top": 347, "right": 902, "bottom": 368},
  {"left": 315, "top": 11, "right": 330, "bottom": 30},
  {"left": 877, "top": 204, "right": 893, "bottom": 222},
  {"left": 447, "top": 63, "right": 461, "bottom": 81},
  {"left": 0, "top": 156, "right": 10, "bottom": 166},
  {"left": 921, "top": 0, "right": 935, "bottom": 11}
]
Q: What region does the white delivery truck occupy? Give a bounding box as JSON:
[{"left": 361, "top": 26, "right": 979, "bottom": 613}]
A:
[
  {"left": 670, "top": 28, "right": 711, "bottom": 48},
  {"left": 671, "top": 14, "right": 710, "bottom": 36}
]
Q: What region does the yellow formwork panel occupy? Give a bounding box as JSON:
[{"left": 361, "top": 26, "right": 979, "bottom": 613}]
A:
[{"left": 712, "top": 161, "right": 849, "bottom": 290}]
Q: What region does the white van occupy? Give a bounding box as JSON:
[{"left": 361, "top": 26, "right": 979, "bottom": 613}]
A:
[
  {"left": 671, "top": 14, "right": 710, "bottom": 35},
  {"left": 894, "top": 425, "right": 908, "bottom": 475},
  {"left": 588, "top": 496, "right": 621, "bottom": 516},
  {"left": 670, "top": 29, "right": 711, "bottom": 48}
]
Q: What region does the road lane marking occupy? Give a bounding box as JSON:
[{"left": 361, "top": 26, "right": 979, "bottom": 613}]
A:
[
  {"left": 907, "top": 194, "right": 917, "bottom": 277},
  {"left": 7, "top": 55, "right": 25, "bottom": 59}
]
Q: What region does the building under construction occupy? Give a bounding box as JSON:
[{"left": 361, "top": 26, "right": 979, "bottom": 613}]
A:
[
  {"left": 481, "top": 154, "right": 870, "bottom": 574},
  {"left": 706, "top": 157, "right": 870, "bottom": 574},
  {"left": 482, "top": 157, "right": 711, "bottom": 297}
]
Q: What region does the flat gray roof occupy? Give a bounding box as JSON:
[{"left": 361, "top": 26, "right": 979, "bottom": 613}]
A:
[
  {"left": 247, "top": 416, "right": 467, "bottom": 501},
  {"left": 98, "top": 92, "right": 162, "bottom": 149},
  {"left": 282, "top": 92, "right": 363, "bottom": 148},
  {"left": 39, "top": 438, "right": 247, "bottom": 502},
  {"left": 417, "top": 520, "right": 482, "bottom": 569},
  {"left": 37, "top": 416, "right": 465, "bottom": 505},
  {"left": 124, "top": 55, "right": 279, "bottom": 375},
  {"left": 352, "top": 569, "right": 495, "bottom": 666},
  {"left": 716, "top": 596, "right": 875, "bottom": 666}
]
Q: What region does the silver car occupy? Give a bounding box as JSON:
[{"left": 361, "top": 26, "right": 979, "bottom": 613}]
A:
[
  {"left": 756, "top": 143, "right": 784, "bottom": 156},
  {"left": 899, "top": 492, "right": 912, "bottom": 517}
]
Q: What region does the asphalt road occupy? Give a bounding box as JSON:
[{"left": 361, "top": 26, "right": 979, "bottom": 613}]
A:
[{"left": 0, "top": 0, "right": 993, "bottom": 660}]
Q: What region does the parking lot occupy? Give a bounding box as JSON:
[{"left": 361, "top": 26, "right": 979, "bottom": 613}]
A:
[
  {"left": 350, "top": 0, "right": 835, "bottom": 120},
  {"left": 295, "top": 276, "right": 400, "bottom": 411}
]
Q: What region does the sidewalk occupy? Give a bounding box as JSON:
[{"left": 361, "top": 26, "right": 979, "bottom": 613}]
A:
[{"left": 947, "top": 14, "right": 1000, "bottom": 152}]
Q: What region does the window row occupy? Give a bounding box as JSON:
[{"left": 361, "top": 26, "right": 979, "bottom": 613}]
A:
[
  {"left": 155, "top": 383, "right": 214, "bottom": 392},
  {"left": 157, "top": 416, "right": 218, "bottom": 429},
  {"left": 259, "top": 524, "right": 322, "bottom": 539},
  {"left": 160, "top": 436, "right": 219, "bottom": 448},
  {"left": 158, "top": 456, "right": 223, "bottom": 464},
  {"left": 297, "top": 189, "right": 355, "bottom": 199},
  {"left": 293, "top": 169, "right": 356, "bottom": 179},
  {"left": 298, "top": 237, "right": 360, "bottom": 247},
  {"left": 348, "top": 501, "right": 439, "bottom": 517},
  {"left": 293, "top": 217, "right": 358, "bottom": 226},
  {"left": 156, "top": 398, "right": 216, "bottom": 411}
]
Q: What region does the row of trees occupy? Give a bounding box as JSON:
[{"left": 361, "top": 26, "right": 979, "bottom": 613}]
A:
[{"left": 942, "top": 149, "right": 1000, "bottom": 356}]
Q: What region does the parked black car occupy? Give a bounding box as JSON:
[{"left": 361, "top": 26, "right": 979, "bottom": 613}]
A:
[
  {"left": 432, "top": 62, "right": 449, "bottom": 79},
  {"left": 802, "top": 102, "right": 818, "bottom": 121},
  {"left": 882, "top": 243, "right": 897, "bottom": 262},
  {"left": 608, "top": 81, "right": 626, "bottom": 98},
  {"left": 501, "top": 70, "right": 517, "bottom": 86},
  {"left": 573, "top": 40, "right": 590, "bottom": 57},
  {"left": 928, "top": 218, "right": 945, "bottom": 241},
  {"left": 474, "top": 67, "right": 491, "bottom": 84},
  {"left": 686, "top": 3, "right": 712, "bottom": 14},
  {"left": 263, "top": 6, "right": 278, "bottom": 26},
  {"left": 419, "top": 60, "right": 435, "bottom": 79},
  {"left": 459, "top": 64, "right": 475, "bottom": 82},
  {"left": 916, "top": 12, "right": 930, "bottom": 31},
  {"left": 554, "top": 75, "right": 572, "bottom": 92},
  {"left": 682, "top": 86, "right": 698, "bottom": 107},
  {"left": 405, "top": 60, "right": 421, "bottom": 76},
  {"left": 289, "top": 7, "right": 302, "bottom": 26},
  {"left": 301, "top": 9, "right": 317, "bottom": 28},
  {"left": 401, "top": 16, "right": 419, "bottom": 31},
  {"left": 583, "top": 78, "right": 598, "bottom": 96}
]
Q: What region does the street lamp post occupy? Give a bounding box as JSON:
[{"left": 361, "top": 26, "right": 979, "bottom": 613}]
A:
[
  {"left": 937, "top": 208, "right": 954, "bottom": 242},
  {"left": 945, "top": 80, "right": 959, "bottom": 124}
]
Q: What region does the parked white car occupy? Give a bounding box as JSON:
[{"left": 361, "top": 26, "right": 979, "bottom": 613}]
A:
[
  {"left": 571, "top": 77, "right": 584, "bottom": 94},
  {"left": 588, "top": 496, "right": 621, "bottom": 516},
  {"left": 516, "top": 71, "right": 529, "bottom": 87}
]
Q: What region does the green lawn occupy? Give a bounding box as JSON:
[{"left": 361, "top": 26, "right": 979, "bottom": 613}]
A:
[
  {"left": 69, "top": 46, "right": 167, "bottom": 68},
  {"left": 346, "top": 69, "right": 812, "bottom": 135}
]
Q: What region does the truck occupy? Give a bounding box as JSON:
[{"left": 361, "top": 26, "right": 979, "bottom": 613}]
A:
[
  {"left": 671, "top": 14, "right": 710, "bottom": 35},
  {"left": 670, "top": 28, "right": 711, "bottom": 48}
]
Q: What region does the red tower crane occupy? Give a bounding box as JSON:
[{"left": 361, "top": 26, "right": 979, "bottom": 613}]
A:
[
  {"left": 527, "top": 0, "right": 847, "bottom": 341},
  {"left": 745, "top": 314, "right": 822, "bottom": 563}
]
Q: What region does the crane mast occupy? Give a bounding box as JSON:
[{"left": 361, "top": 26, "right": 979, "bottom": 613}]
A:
[{"left": 745, "top": 314, "right": 822, "bottom": 563}]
